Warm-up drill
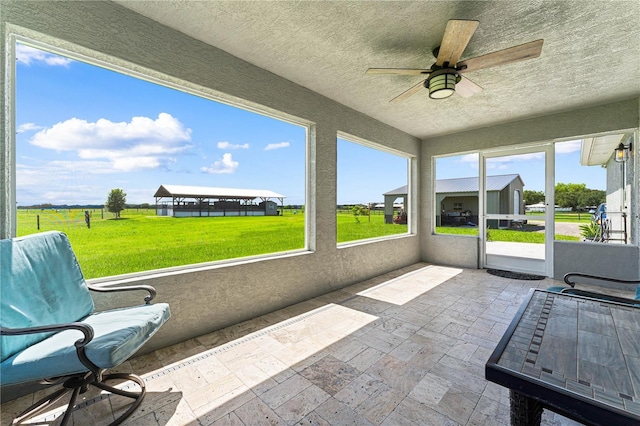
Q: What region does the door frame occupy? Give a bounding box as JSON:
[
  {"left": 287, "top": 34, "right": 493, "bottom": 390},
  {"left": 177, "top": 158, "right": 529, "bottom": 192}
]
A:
[{"left": 479, "top": 144, "right": 555, "bottom": 277}]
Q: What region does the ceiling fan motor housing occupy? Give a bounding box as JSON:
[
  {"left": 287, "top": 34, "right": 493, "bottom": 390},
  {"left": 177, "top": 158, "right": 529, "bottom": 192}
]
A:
[{"left": 426, "top": 67, "right": 459, "bottom": 99}]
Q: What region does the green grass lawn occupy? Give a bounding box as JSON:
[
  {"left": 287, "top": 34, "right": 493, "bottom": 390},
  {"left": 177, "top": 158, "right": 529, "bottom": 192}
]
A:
[
  {"left": 436, "top": 226, "right": 579, "bottom": 242},
  {"left": 525, "top": 212, "right": 592, "bottom": 223},
  {"left": 17, "top": 208, "right": 407, "bottom": 279},
  {"left": 337, "top": 212, "right": 407, "bottom": 242}
]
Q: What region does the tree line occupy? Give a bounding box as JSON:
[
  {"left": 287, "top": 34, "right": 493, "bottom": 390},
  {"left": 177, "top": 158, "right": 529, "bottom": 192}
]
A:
[{"left": 524, "top": 183, "right": 605, "bottom": 211}]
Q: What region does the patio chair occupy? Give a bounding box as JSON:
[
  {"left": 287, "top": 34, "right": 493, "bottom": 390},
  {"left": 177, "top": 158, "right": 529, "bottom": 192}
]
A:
[
  {"left": 1, "top": 231, "right": 171, "bottom": 425},
  {"left": 548, "top": 272, "right": 640, "bottom": 305}
]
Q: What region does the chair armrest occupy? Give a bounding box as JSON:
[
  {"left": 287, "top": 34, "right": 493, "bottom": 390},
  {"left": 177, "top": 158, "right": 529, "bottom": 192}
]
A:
[
  {"left": 0, "top": 323, "right": 94, "bottom": 343},
  {"left": 88, "top": 284, "right": 156, "bottom": 304},
  {"left": 1, "top": 322, "right": 102, "bottom": 375},
  {"left": 559, "top": 288, "right": 639, "bottom": 306},
  {"left": 563, "top": 272, "right": 640, "bottom": 288}
]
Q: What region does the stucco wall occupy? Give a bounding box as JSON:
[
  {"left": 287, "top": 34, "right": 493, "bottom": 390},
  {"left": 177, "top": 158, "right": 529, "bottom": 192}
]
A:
[
  {"left": 421, "top": 98, "right": 640, "bottom": 279},
  {"left": 554, "top": 241, "right": 640, "bottom": 283},
  {"left": 0, "top": 1, "right": 421, "bottom": 353}
]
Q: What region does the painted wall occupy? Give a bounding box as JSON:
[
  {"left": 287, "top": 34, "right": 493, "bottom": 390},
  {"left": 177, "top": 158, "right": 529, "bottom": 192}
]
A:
[
  {"left": 605, "top": 136, "right": 636, "bottom": 245},
  {"left": 0, "top": 1, "right": 421, "bottom": 355},
  {"left": 421, "top": 99, "right": 640, "bottom": 278}
]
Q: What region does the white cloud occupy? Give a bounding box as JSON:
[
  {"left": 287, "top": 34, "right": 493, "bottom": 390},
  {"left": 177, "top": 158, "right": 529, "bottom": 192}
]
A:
[
  {"left": 264, "top": 142, "right": 290, "bottom": 151},
  {"left": 201, "top": 153, "right": 239, "bottom": 174},
  {"left": 29, "top": 113, "right": 192, "bottom": 171},
  {"left": 459, "top": 153, "right": 479, "bottom": 164},
  {"left": 486, "top": 163, "right": 511, "bottom": 170},
  {"left": 460, "top": 151, "right": 545, "bottom": 171},
  {"left": 17, "top": 161, "right": 117, "bottom": 186},
  {"left": 486, "top": 152, "right": 545, "bottom": 170},
  {"left": 555, "top": 140, "right": 582, "bottom": 154},
  {"left": 47, "top": 160, "right": 117, "bottom": 175},
  {"left": 17, "top": 123, "right": 44, "bottom": 133},
  {"left": 16, "top": 44, "right": 72, "bottom": 67},
  {"left": 16, "top": 161, "right": 119, "bottom": 205},
  {"left": 217, "top": 141, "right": 249, "bottom": 150},
  {"left": 112, "top": 157, "right": 162, "bottom": 171}
]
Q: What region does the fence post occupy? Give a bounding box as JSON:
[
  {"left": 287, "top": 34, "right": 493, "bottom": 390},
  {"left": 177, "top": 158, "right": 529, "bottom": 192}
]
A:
[{"left": 37, "top": 214, "right": 40, "bottom": 230}]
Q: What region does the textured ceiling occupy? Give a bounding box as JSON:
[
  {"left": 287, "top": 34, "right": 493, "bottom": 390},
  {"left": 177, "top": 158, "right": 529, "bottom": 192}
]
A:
[{"left": 115, "top": 1, "right": 640, "bottom": 140}]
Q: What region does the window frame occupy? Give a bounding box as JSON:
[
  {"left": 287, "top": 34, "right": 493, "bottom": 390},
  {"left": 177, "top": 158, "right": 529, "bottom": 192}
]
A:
[
  {"left": 432, "top": 151, "right": 480, "bottom": 236},
  {"left": 5, "top": 32, "right": 315, "bottom": 279},
  {"left": 336, "top": 131, "right": 415, "bottom": 247}
]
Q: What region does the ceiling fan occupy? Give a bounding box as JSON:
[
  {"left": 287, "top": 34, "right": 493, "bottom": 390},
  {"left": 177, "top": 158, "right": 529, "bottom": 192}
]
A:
[{"left": 366, "top": 20, "right": 543, "bottom": 102}]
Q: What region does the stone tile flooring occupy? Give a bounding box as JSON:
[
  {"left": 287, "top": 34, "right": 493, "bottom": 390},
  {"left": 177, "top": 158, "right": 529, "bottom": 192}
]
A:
[{"left": 2, "top": 263, "right": 597, "bottom": 425}]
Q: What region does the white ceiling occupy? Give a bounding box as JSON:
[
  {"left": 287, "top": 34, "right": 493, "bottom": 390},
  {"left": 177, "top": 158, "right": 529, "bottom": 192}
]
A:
[{"left": 115, "top": 1, "right": 640, "bottom": 140}]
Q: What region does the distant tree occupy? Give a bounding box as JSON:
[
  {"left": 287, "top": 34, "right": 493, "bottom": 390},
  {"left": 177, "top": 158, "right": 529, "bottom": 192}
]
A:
[
  {"left": 523, "top": 190, "right": 545, "bottom": 205},
  {"left": 106, "top": 188, "right": 127, "bottom": 219},
  {"left": 351, "top": 205, "right": 368, "bottom": 223},
  {"left": 555, "top": 183, "right": 587, "bottom": 211},
  {"left": 578, "top": 189, "right": 606, "bottom": 210},
  {"left": 140, "top": 203, "right": 151, "bottom": 209}
]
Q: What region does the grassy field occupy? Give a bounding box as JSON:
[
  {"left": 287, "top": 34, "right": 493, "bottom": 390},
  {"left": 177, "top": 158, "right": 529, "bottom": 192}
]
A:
[
  {"left": 17, "top": 208, "right": 406, "bottom": 279},
  {"left": 525, "top": 212, "right": 592, "bottom": 223},
  {"left": 337, "top": 212, "right": 407, "bottom": 242},
  {"left": 437, "top": 226, "right": 578, "bottom": 242}
]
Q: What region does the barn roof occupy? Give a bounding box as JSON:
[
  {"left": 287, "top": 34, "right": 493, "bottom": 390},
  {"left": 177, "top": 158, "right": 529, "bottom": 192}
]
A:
[
  {"left": 154, "top": 185, "right": 285, "bottom": 200},
  {"left": 437, "top": 174, "right": 522, "bottom": 193},
  {"left": 383, "top": 185, "right": 408, "bottom": 196},
  {"left": 384, "top": 174, "right": 522, "bottom": 196}
]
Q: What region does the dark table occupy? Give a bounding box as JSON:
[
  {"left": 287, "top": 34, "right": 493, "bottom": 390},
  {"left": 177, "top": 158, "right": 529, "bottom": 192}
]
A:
[{"left": 486, "top": 289, "right": 640, "bottom": 426}]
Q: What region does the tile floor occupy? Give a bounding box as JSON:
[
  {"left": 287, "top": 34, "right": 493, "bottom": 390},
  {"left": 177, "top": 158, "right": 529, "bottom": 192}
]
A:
[{"left": 2, "top": 263, "right": 598, "bottom": 425}]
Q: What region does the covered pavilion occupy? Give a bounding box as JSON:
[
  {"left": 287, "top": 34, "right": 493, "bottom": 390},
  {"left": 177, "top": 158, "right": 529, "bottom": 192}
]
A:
[{"left": 154, "top": 184, "right": 285, "bottom": 217}]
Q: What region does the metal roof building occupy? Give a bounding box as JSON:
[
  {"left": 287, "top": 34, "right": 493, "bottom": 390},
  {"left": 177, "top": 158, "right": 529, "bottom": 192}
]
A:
[
  {"left": 154, "top": 185, "right": 286, "bottom": 217},
  {"left": 154, "top": 185, "right": 285, "bottom": 201},
  {"left": 436, "top": 174, "right": 521, "bottom": 193},
  {"left": 384, "top": 174, "right": 524, "bottom": 226},
  {"left": 384, "top": 174, "right": 521, "bottom": 197}
]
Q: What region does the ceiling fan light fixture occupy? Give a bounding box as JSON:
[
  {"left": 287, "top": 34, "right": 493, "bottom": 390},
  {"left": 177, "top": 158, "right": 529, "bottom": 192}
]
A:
[{"left": 427, "top": 69, "right": 457, "bottom": 99}]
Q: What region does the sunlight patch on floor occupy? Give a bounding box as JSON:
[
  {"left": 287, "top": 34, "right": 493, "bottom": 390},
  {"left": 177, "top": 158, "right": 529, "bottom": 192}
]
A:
[
  {"left": 18, "top": 303, "right": 379, "bottom": 424},
  {"left": 357, "top": 265, "right": 463, "bottom": 305}
]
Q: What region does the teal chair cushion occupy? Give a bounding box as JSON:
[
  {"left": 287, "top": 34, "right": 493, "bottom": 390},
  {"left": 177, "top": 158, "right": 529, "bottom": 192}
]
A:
[
  {"left": 1, "top": 232, "right": 94, "bottom": 362},
  {"left": 1, "top": 302, "right": 170, "bottom": 385}
]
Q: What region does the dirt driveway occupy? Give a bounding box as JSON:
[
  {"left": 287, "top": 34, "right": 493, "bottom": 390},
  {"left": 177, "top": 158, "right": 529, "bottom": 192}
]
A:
[{"left": 526, "top": 220, "right": 582, "bottom": 238}]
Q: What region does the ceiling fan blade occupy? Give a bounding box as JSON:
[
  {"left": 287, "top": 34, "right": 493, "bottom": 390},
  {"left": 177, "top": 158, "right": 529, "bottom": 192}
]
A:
[
  {"left": 390, "top": 80, "right": 426, "bottom": 103},
  {"left": 436, "top": 20, "right": 479, "bottom": 67},
  {"left": 457, "top": 39, "right": 544, "bottom": 73},
  {"left": 455, "top": 76, "right": 483, "bottom": 98},
  {"left": 366, "top": 68, "right": 431, "bottom": 75}
]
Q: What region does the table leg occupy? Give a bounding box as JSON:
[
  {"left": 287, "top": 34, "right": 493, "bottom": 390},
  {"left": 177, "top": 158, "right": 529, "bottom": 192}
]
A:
[{"left": 510, "top": 390, "right": 543, "bottom": 426}]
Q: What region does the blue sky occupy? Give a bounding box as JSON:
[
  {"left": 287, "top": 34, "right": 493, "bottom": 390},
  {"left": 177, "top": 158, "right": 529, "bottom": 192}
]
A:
[
  {"left": 16, "top": 43, "right": 410, "bottom": 207},
  {"left": 337, "top": 139, "right": 408, "bottom": 204}
]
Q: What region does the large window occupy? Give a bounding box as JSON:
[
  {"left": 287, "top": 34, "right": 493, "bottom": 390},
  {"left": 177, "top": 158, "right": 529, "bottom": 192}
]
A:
[
  {"left": 15, "top": 42, "right": 307, "bottom": 279},
  {"left": 554, "top": 135, "right": 636, "bottom": 245},
  {"left": 434, "top": 153, "right": 479, "bottom": 236},
  {"left": 337, "top": 136, "right": 409, "bottom": 243}
]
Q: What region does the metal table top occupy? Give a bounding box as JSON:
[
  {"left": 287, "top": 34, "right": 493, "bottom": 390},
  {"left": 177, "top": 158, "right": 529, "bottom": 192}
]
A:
[{"left": 486, "top": 289, "right": 640, "bottom": 425}]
